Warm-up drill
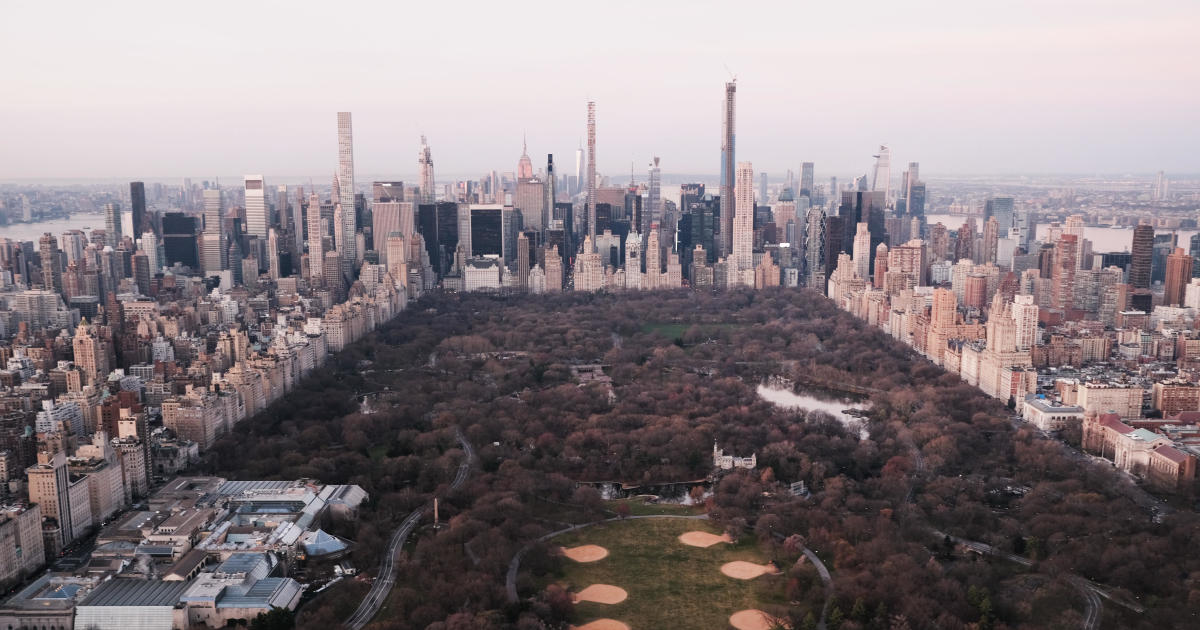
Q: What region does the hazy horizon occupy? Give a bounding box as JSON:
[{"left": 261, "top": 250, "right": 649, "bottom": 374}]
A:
[{"left": 3, "top": 0, "right": 1197, "bottom": 180}]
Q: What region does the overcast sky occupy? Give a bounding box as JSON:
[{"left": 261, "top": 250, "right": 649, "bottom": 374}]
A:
[{"left": 2, "top": 0, "right": 1197, "bottom": 181}]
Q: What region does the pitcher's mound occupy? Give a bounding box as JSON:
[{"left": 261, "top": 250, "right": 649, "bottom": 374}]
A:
[
  {"left": 562, "top": 544, "right": 609, "bottom": 562},
  {"left": 730, "top": 609, "right": 777, "bottom": 630},
  {"left": 573, "top": 584, "right": 629, "bottom": 605},
  {"left": 720, "top": 560, "right": 779, "bottom": 580},
  {"left": 678, "top": 531, "right": 732, "bottom": 548},
  {"left": 570, "top": 620, "right": 631, "bottom": 630}
]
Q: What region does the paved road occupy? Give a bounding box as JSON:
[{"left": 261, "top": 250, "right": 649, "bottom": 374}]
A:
[{"left": 344, "top": 428, "right": 475, "bottom": 630}]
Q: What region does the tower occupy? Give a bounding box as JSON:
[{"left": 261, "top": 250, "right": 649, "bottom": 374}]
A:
[
  {"left": 871, "top": 145, "right": 892, "bottom": 202},
  {"left": 202, "top": 189, "right": 226, "bottom": 273},
  {"left": 733, "top": 161, "right": 754, "bottom": 278},
  {"left": 39, "top": 232, "right": 62, "bottom": 293},
  {"left": 1165, "top": 247, "right": 1192, "bottom": 306},
  {"left": 1130, "top": 223, "right": 1154, "bottom": 289},
  {"left": 419, "top": 135, "right": 436, "bottom": 203},
  {"left": 586, "top": 100, "right": 597, "bottom": 251},
  {"left": 800, "top": 162, "right": 814, "bottom": 199},
  {"left": 574, "top": 142, "right": 584, "bottom": 196},
  {"left": 544, "top": 154, "right": 556, "bottom": 231},
  {"left": 805, "top": 206, "right": 825, "bottom": 287},
  {"left": 130, "top": 181, "right": 147, "bottom": 242},
  {"left": 1012, "top": 294, "right": 1039, "bottom": 351},
  {"left": 267, "top": 228, "right": 281, "bottom": 280},
  {"left": 244, "top": 175, "right": 267, "bottom": 239},
  {"left": 853, "top": 222, "right": 871, "bottom": 280},
  {"left": 517, "top": 137, "right": 534, "bottom": 180},
  {"left": 307, "top": 193, "right": 324, "bottom": 284},
  {"left": 720, "top": 80, "right": 736, "bottom": 257},
  {"left": 648, "top": 156, "right": 661, "bottom": 229},
  {"left": 517, "top": 231, "right": 530, "bottom": 292},
  {"left": 336, "top": 112, "right": 357, "bottom": 269},
  {"left": 103, "top": 202, "right": 122, "bottom": 249}
]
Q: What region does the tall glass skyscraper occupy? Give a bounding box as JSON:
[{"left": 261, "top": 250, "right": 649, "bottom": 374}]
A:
[{"left": 720, "top": 81, "right": 736, "bottom": 257}]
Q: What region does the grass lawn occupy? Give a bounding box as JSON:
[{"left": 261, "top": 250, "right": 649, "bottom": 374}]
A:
[
  {"left": 548, "top": 518, "right": 788, "bottom": 629},
  {"left": 640, "top": 322, "right": 741, "bottom": 340},
  {"left": 607, "top": 498, "right": 706, "bottom": 517}
]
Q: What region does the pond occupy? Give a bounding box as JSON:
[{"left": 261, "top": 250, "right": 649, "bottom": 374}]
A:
[{"left": 757, "top": 380, "right": 871, "bottom": 439}]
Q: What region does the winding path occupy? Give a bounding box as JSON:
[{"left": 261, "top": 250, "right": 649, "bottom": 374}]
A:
[{"left": 344, "top": 427, "right": 475, "bottom": 630}]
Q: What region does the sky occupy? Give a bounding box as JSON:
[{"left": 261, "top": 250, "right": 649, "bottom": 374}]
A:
[{"left": 1, "top": 0, "right": 1198, "bottom": 181}]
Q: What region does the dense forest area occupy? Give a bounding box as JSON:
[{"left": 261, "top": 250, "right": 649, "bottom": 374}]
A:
[{"left": 201, "top": 288, "right": 1200, "bottom": 629}]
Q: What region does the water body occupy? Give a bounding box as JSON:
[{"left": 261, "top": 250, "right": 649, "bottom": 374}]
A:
[
  {"left": 1, "top": 214, "right": 104, "bottom": 242},
  {"left": 924, "top": 213, "right": 1197, "bottom": 254},
  {"left": 757, "top": 382, "right": 870, "bottom": 439}
]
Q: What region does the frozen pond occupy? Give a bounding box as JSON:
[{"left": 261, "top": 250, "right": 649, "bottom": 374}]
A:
[{"left": 757, "top": 382, "right": 870, "bottom": 439}]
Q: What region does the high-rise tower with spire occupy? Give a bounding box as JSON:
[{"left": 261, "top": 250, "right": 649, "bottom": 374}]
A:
[
  {"left": 586, "top": 101, "right": 597, "bottom": 252},
  {"left": 720, "top": 80, "right": 737, "bottom": 258},
  {"left": 419, "top": 135, "right": 435, "bottom": 204}
]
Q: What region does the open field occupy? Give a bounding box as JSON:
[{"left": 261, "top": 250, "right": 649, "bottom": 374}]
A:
[{"left": 548, "top": 518, "right": 787, "bottom": 629}]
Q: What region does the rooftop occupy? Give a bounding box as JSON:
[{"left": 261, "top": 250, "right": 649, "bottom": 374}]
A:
[{"left": 79, "top": 578, "right": 190, "bottom": 607}]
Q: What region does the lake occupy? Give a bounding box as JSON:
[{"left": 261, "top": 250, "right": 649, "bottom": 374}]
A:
[{"left": 757, "top": 382, "right": 870, "bottom": 439}]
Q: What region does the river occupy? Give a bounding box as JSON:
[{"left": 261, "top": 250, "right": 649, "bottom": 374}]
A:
[
  {"left": 1, "top": 214, "right": 105, "bottom": 241},
  {"left": 757, "top": 382, "right": 870, "bottom": 439}
]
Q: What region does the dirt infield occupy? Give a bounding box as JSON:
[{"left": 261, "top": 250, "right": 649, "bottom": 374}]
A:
[
  {"left": 677, "top": 530, "right": 733, "bottom": 548},
  {"left": 570, "top": 620, "right": 632, "bottom": 630},
  {"left": 562, "top": 544, "right": 609, "bottom": 562},
  {"left": 730, "top": 609, "right": 777, "bottom": 630},
  {"left": 720, "top": 560, "right": 779, "bottom": 580},
  {"left": 572, "top": 584, "right": 629, "bottom": 605}
]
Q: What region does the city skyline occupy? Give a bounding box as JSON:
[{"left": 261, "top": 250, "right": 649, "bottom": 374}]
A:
[{"left": 2, "top": 1, "right": 1198, "bottom": 179}]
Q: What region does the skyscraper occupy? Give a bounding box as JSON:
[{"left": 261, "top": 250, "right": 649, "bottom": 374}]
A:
[
  {"left": 985, "top": 196, "right": 1015, "bottom": 233},
  {"left": 586, "top": 100, "right": 597, "bottom": 251},
  {"left": 202, "top": 189, "right": 226, "bottom": 273},
  {"left": 544, "top": 154, "right": 556, "bottom": 231},
  {"left": 1012, "top": 294, "right": 1039, "bottom": 351},
  {"left": 574, "top": 143, "right": 584, "bottom": 196},
  {"left": 1164, "top": 247, "right": 1192, "bottom": 306},
  {"left": 419, "top": 135, "right": 435, "bottom": 203},
  {"left": 759, "top": 172, "right": 768, "bottom": 204},
  {"left": 307, "top": 192, "right": 324, "bottom": 283},
  {"left": 336, "top": 112, "right": 357, "bottom": 268},
  {"left": 871, "top": 145, "right": 891, "bottom": 201},
  {"left": 103, "top": 203, "right": 122, "bottom": 248},
  {"left": 733, "top": 162, "right": 755, "bottom": 280},
  {"left": 805, "top": 206, "right": 825, "bottom": 287},
  {"left": 647, "top": 157, "right": 661, "bottom": 227},
  {"left": 39, "top": 232, "right": 62, "bottom": 293},
  {"left": 853, "top": 222, "right": 871, "bottom": 280},
  {"left": 982, "top": 217, "right": 999, "bottom": 264},
  {"left": 267, "top": 228, "right": 281, "bottom": 280},
  {"left": 1130, "top": 223, "right": 1154, "bottom": 289},
  {"left": 720, "top": 81, "right": 736, "bottom": 257},
  {"left": 372, "top": 202, "right": 412, "bottom": 266},
  {"left": 514, "top": 178, "right": 544, "bottom": 233},
  {"left": 800, "top": 162, "right": 814, "bottom": 199},
  {"left": 1052, "top": 234, "right": 1077, "bottom": 311},
  {"left": 1153, "top": 171, "right": 1169, "bottom": 201},
  {"left": 129, "top": 181, "right": 146, "bottom": 242},
  {"left": 517, "top": 231, "right": 530, "bottom": 292},
  {"left": 244, "top": 175, "right": 267, "bottom": 239}
]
